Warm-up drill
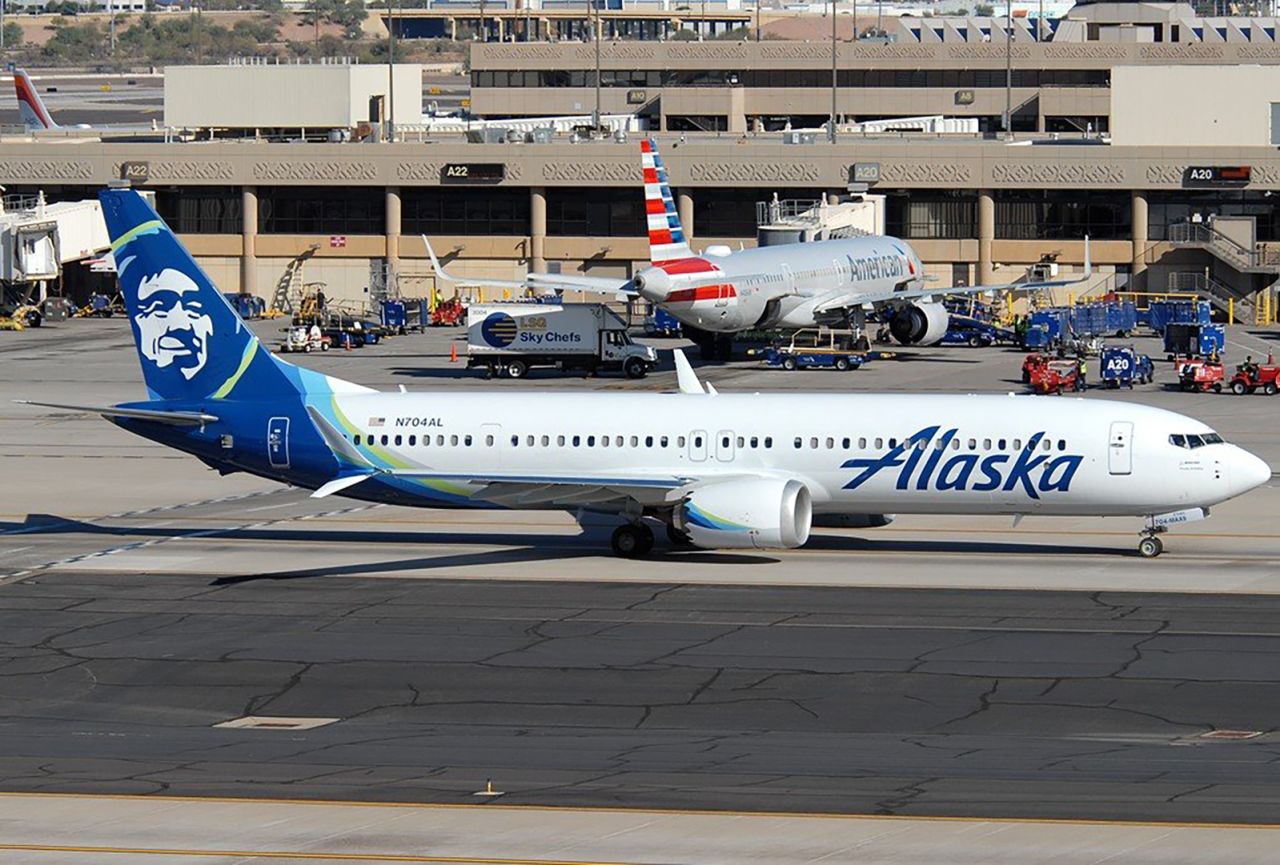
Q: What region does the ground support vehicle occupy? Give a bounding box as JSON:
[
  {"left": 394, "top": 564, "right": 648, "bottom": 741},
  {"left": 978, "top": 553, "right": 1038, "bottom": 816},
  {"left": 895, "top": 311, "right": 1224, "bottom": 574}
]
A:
[
  {"left": 763, "top": 329, "right": 866, "bottom": 371},
  {"left": 467, "top": 303, "right": 658, "bottom": 379},
  {"left": 1228, "top": 362, "right": 1280, "bottom": 395},
  {"left": 0, "top": 303, "right": 41, "bottom": 328},
  {"left": 644, "top": 306, "right": 683, "bottom": 338},
  {"left": 280, "top": 325, "right": 330, "bottom": 353},
  {"left": 430, "top": 298, "right": 466, "bottom": 327},
  {"left": 1100, "top": 346, "right": 1154, "bottom": 388},
  {"left": 1021, "top": 353, "right": 1052, "bottom": 384},
  {"left": 1029, "top": 359, "right": 1081, "bottom": 394},
  {"left": 942, "top": 316, "right": 1017, "bottom": 347},
  {"left": 1178, "top": 360, "right": 1225, "bottom": 393}
]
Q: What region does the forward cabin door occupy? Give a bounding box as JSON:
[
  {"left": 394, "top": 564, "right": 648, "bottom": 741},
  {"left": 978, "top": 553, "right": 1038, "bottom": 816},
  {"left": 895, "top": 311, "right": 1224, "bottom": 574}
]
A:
[{"left": 1108, "top": 421, "right": 1133, "bottom": 475}]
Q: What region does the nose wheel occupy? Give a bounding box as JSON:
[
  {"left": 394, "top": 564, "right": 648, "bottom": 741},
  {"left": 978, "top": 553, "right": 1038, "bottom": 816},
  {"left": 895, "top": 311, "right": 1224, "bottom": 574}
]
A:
[
  {"left": 1137, "top": 520, "right": 1167, "bottom": 558},
  {"left": 611, "top": 523, "right": 655, "bottom": 558}
]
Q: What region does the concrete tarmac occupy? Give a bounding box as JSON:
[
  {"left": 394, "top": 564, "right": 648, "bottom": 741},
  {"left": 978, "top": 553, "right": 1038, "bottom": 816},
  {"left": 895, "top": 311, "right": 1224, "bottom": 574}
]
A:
[{"left": 2, "top": 317, "right": 1279, "bottom": 859}]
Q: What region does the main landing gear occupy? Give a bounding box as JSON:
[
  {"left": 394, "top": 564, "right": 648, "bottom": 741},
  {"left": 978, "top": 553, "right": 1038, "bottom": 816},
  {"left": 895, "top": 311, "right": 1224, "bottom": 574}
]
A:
[
  {"left": 611, "top": 522, "right": 655, "bottom": 558},
  {"left": 1137, "top": 520, "right": 1166, "bottom": 558}
]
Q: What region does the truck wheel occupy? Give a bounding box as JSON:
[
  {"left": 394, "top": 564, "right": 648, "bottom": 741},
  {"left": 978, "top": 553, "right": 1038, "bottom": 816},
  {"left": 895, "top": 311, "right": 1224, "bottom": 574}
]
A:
[
  {"left": 835, "top": 357, "right": 850, "bottom": 371},
  {"left": 968, "top": 335, "right": 982, "bottom": 347},
  {"left": 507, "top": 360, "right": 528, "bottom": 379},
  {"left": 624, "top": 357, "right": 646, "bottom": 379},
  {"left": 782, "top": 357, "right": 797, "bottom": 371},
  {"left": 1265, "top": 382, "right": 1277, "bottom": 396},
  {"left": 1212, "top": 383, "right": 1221, "bottom": 393},
  {"left": 1231, "top": 380, "right": 1247, "bottom": 395}
]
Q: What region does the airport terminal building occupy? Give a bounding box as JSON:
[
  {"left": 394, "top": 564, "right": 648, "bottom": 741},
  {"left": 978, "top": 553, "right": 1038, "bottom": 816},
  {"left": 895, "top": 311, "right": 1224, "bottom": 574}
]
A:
[{"left": 4, "top": 1, "right": 1280, "bottom": 317}]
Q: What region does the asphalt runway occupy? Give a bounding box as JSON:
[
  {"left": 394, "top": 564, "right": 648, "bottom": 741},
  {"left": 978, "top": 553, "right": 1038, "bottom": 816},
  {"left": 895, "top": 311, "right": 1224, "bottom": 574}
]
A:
[
  {"left": 3, "top": 571, "right": 1280, "bottom": 824},
  {"left": 2, "top": 317, "right": 1279, "bottom": 844}
]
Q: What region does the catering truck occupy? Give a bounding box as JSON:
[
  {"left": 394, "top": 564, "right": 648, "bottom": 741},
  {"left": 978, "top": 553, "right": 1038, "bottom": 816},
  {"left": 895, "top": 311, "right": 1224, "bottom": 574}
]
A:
[{"left": 466, "top": 303, "right": 659, "bottom": 379}]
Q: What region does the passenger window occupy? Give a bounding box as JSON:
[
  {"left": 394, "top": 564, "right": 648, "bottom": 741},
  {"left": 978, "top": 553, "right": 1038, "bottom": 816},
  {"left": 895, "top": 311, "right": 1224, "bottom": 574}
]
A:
[
  {"left": 983, "top": 438, "right": 992, "bottom": 451},
  {"left": 542, "top": 435, "right": 550, "bottom": 446},
  {"left": 527, "top": 435, "right": 535, "bottom": 447},
  {"left": 450, "top": 435, "right": 458, "bottom": 446},
  {"left": 354, "top": 435, "right": 361, "bottom": 445},
  {"left": 602, "top": 436, "right": 610, "bottom": 448},
  {"left": 394, "top": 435, "right": 402, "bottom": 446},
  {"left": 573, "top": 435, "right": 581, "bottom": 447},
  {"left": 587, "top": 436, "right": 595, "bottom": 446},
  {"left": 764, "top": 436, "right": 773, "bottom": 449},
  {"left": 1042, "top": 439, "right": 1051, "bottom": 451},
  {"left": 998, "top": 438, "right": 1007, "bottom": 450},
  {"left": 750, "top": 436, "right": 759, "bottom": 448},
  {"left": 888, "top": 438, "right": 897, "bottom": 449},
  {"left": 1013, "top": 439, "right": 1022, "bottom": 450},
  {"left": 663, "top": 436, "right": 671, "bottom": 447},
  {"left": 694, "top": 435, "right": 703, "bottom": 448},
  {"left": 511, "top": 435, "right": 519, "bottom": 447},
  {"left": 381, "top": 435, "right": 389, "bottom": 446},
  {"left": 645, "top": 435, "right": 654, "bottom": 447},
  {"left": 465, "top": 435, "right": 472, "bottom": 446},
  {"left": 858, "top": 437, "right": 866, "bottom": 449},
  {"left": 967, "top": 438, "right": 976, "bottom": 450},
  {"left": 410, "top": 435, "right": 418, "bottom": 446},
  {"left": 736, "top": 436, "right": 744, "bottom": 448},
  {"left": 722, "top": 436, "right": 730, "bottom": 448},
  {"left": 951, "top": 439, "right": 960, "bottom": 450},
  {"left": 486, "top": 435, "right": 495, "bottom": 446},
  {"left": 630, "top": 436, "right": 639, "bottom": 447},
  {"left": 825, "top": 437, "right": 834, "bottom": 449},
  {"left": 436, "top": 435, "right": 444, "bottom": 446},
  {"left": 794, "top": 437, "right": 803, "bottom": 449},
  {"left": 810, "top": 437, "right": 819, "bottom": 449},
  {"left": 1057, "top": 439, "right": 1066, "bottom": 451},
  {"left": 557, "top": 435, "right": 566, "bottom": 446},
  {"left": 616, "top": 436, "right": 624, "bottom": 447},
  {"left": 842, "top": 437, "right": 850, "bottom": 449},
  {"left": 875, "top": 437, "right": 884, "bottom": 449}
]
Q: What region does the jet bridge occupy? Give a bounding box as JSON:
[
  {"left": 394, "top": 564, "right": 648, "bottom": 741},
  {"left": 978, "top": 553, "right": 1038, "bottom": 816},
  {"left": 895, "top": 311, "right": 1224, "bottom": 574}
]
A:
[
  {"left": 0, "top": 193, "right": 112, "bottom": 305},
  {"left": 755, "top": 194, "right": 886, "bottom": 247}
]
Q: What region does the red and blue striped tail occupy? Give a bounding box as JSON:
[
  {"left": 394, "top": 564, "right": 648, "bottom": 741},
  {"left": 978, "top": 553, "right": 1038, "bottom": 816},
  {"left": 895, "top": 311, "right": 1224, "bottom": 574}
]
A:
[{"left": 640, "top": 138, "right": 694, "bottom": 265}]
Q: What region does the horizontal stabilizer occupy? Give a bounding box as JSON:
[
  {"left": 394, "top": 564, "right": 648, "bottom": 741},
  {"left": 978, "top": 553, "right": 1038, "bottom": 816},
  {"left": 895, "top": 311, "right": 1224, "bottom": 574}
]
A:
[
  {"left": 311, "top": 473, "right": 373, "bottom": 499},
  {"left": 305, "top": 406, "right": 375, "bottom": 468},
  {"left": 15, "top": 400, "right": 218, "bottom": 426}
]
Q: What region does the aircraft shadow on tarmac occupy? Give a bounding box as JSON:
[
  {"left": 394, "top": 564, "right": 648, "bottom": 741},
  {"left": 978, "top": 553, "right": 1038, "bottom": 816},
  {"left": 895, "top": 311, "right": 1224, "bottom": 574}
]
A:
[{"left": 6, "top": 513, "right": 1125, "bottom": 587}]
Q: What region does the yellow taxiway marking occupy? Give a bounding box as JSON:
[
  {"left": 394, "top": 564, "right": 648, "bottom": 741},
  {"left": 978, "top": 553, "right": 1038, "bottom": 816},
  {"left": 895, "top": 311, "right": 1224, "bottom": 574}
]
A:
[
  {"left": 2, "top": 791, "right": 1278, "bottom": 832},
  {"left": 0, "top": 845, "right": 636, "bottom": 864}
]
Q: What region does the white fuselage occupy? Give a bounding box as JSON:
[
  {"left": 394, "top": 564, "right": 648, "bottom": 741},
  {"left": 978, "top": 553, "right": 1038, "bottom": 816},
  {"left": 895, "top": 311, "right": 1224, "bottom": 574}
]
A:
[
  {"left": 324, "top": 391, "right": 1266, "bottom": 518},
  {"left": 636, "top": 235, "right": 924, "bottom": 333}
]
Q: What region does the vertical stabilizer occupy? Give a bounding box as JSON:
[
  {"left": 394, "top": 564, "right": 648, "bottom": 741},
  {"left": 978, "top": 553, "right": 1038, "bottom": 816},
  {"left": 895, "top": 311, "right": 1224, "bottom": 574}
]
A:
[
  {"left": 100, "top": 188, "right": 351, "bottom": 402},
  {"left": 640, "top": 138, "right": 694, "bottom": 264},
  {"left": 14, "top": 69, "right": 58, "bottom": 131}
]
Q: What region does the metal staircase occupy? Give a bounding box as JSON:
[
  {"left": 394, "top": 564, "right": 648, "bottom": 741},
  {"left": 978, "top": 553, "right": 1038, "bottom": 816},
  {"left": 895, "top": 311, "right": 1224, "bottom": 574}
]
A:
[
  {"left": 1167, "top": 271, "right": 1255, "bottom": 321},
  {"left": 268, "top": 244, "right": 321, "bottom": 315}
]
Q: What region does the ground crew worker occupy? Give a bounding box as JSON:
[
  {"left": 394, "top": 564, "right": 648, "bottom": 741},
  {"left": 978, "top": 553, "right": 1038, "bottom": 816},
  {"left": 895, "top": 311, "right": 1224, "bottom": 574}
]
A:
[{"left": 1077, "top": 356, "right": 1088, "bottom": 391}]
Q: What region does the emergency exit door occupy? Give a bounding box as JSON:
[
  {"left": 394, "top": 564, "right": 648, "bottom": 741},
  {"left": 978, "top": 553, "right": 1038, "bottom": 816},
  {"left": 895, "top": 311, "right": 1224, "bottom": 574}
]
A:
[
  {"left": 1108, "top": 421, "right": 1133, "bottom": 475},
  {"left": 267, "top": 417, "right": 290, "bottom": 469}
]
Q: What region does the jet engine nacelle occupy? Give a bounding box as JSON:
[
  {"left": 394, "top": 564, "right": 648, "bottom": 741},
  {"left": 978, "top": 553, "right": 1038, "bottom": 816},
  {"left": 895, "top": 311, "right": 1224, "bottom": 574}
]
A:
[
  {"left": 675, "top": 477, "right": 812, "bottom": 550},
  {"left": 889, "top": 301, "right": 949, "bottom": 346}
]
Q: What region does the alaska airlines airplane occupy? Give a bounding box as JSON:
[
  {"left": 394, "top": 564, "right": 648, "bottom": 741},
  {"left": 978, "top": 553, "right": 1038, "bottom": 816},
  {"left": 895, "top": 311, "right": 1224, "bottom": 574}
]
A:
[
  {"left": 426, "top": 138, "right": 1090, "bottom": 358},
  {"left": 19, "top": 188, "right": 1269, "bottom": 559},
  {"left": 13, "top": 68, "right": 90, "bottom": 132}
]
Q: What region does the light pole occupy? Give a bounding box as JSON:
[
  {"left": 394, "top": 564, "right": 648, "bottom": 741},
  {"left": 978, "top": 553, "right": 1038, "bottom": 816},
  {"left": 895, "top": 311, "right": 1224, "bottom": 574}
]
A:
[
  {"left": 387, "top": 0, "right": 396, "bottom": 142},
  {"left": 829, "top": 0, "right": 837, "bottom": 144},
  {"left": 592, "top": 0, "right": 601, "bottom": 129},
  {"left": 1004, "top": 0, "right": 1012, "bottom": 137}
]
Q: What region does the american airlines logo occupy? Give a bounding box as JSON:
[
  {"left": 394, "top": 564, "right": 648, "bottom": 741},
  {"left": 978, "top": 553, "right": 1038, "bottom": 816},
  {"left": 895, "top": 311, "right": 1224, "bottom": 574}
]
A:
[
  {"left": 847, "top": 252, "right": 906, "bottom": 281},
  {"left": 841, "top": 426, "right": 1083, "bottom": 499}
]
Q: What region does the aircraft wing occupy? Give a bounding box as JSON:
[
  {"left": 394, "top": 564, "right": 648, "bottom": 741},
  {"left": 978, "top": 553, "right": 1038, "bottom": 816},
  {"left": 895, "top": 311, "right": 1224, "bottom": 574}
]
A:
[
  {"left": 14, "top": 400, "right": 219, "bottom": 426},
  {"left": 422, "top": 234, "right": 633, "bottom": 296}
]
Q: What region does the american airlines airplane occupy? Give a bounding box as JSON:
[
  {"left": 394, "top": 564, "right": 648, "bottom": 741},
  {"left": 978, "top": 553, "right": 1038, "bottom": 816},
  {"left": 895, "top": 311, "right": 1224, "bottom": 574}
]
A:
[
  {"left": 17, "top": 187, "right": 1270, "bottom": 560},
  {"left": 13, "top": 68, "right": 91, "bottom": 132},
  {"left": 426, "top": 138, "right": 1090, "bottom": 359}
]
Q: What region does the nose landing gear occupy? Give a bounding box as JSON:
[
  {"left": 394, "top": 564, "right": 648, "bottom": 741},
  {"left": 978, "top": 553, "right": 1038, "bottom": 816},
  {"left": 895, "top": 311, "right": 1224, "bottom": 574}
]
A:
[{"left": 1137, "top": 520, "right": 1167, "bottom": 558}]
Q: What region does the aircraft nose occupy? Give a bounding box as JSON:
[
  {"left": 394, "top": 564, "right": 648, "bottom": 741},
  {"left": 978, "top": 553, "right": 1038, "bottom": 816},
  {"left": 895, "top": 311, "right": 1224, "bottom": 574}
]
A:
[{"left": 1232, "top": 448, "right": 1272, "bottom": 495}]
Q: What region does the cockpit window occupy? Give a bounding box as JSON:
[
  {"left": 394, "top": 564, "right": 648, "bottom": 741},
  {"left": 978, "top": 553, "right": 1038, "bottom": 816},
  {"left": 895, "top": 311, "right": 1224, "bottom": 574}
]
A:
[
  {"left": 1203, "top": 433, "right": 1224, "bottom": 445},
  {"left": 1171, "top": 432, "right": 1224, "bottom": 449},
  {"left": 1169, "top": 434, "right": 1185, "bottom": 447},
  {"left": 1186, "top": 434, "right": 1205, "bottom": 449}
]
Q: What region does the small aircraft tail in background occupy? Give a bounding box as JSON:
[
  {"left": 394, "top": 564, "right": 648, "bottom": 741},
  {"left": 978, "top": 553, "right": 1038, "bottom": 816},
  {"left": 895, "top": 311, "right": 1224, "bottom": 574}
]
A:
[{"left": 13, "top": 68, "right": 59, "bottom": 132}]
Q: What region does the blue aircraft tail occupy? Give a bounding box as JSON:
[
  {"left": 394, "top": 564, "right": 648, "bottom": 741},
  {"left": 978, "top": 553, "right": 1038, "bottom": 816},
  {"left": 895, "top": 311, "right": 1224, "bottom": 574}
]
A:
[{"left": 100, "top": 187, "right": 334, "bottom": 403}]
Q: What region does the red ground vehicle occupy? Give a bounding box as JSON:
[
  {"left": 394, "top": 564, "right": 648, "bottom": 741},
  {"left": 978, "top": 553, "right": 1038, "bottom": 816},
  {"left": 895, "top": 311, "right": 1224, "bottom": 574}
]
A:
[
  {"left": 1229, "top": 362, "right": 1280, "bottom": 395},
  {"left": 1178, "top": 360, "right": 1225, "bottom": 393},
  {"left": 430, "top": 298, "right": 466, "bottom": 327},
  {"left": 1029, "top": 359, "right": 1080, "bottom": 394},
  {"left": 1021, "top": 353, "right": 1050, "bottom": 384}
]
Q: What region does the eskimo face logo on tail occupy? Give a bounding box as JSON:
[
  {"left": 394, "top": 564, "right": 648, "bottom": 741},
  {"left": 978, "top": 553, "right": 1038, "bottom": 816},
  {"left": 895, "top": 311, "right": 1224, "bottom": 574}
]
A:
[
  {"left": 133, "top": 269, "right": 214, "bottom": 380},
  {"left": 841, "top": 426, "right": 1083, "bottom": 499}
]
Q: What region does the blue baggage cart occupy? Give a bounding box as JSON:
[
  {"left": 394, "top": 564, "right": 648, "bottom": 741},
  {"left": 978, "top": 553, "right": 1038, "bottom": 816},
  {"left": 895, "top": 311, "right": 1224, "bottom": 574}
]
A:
[
  {"left": 1101, "top": 346, "right": 1154, "bottom": 388},
  {"left": 381, "top": 299, "right": 406, "bottom": 332}
]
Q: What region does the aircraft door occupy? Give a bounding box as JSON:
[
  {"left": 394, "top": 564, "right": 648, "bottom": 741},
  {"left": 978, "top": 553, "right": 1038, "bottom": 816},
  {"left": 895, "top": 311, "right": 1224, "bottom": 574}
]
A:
[
  {"left": 267, "top": 417, "right": 290, "bottom": 469},
  {"left": 688, "top": 429, "right": 707, "bottom": 462},
  {"left": 1108, "top": 421, "right": 1133, "bottom": 475},
  {"left": 715, "top": 430, "right": 735, "bottom": 462},
  {"left": 481, "top": 423, "right": 503, "bottom": 467}
]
